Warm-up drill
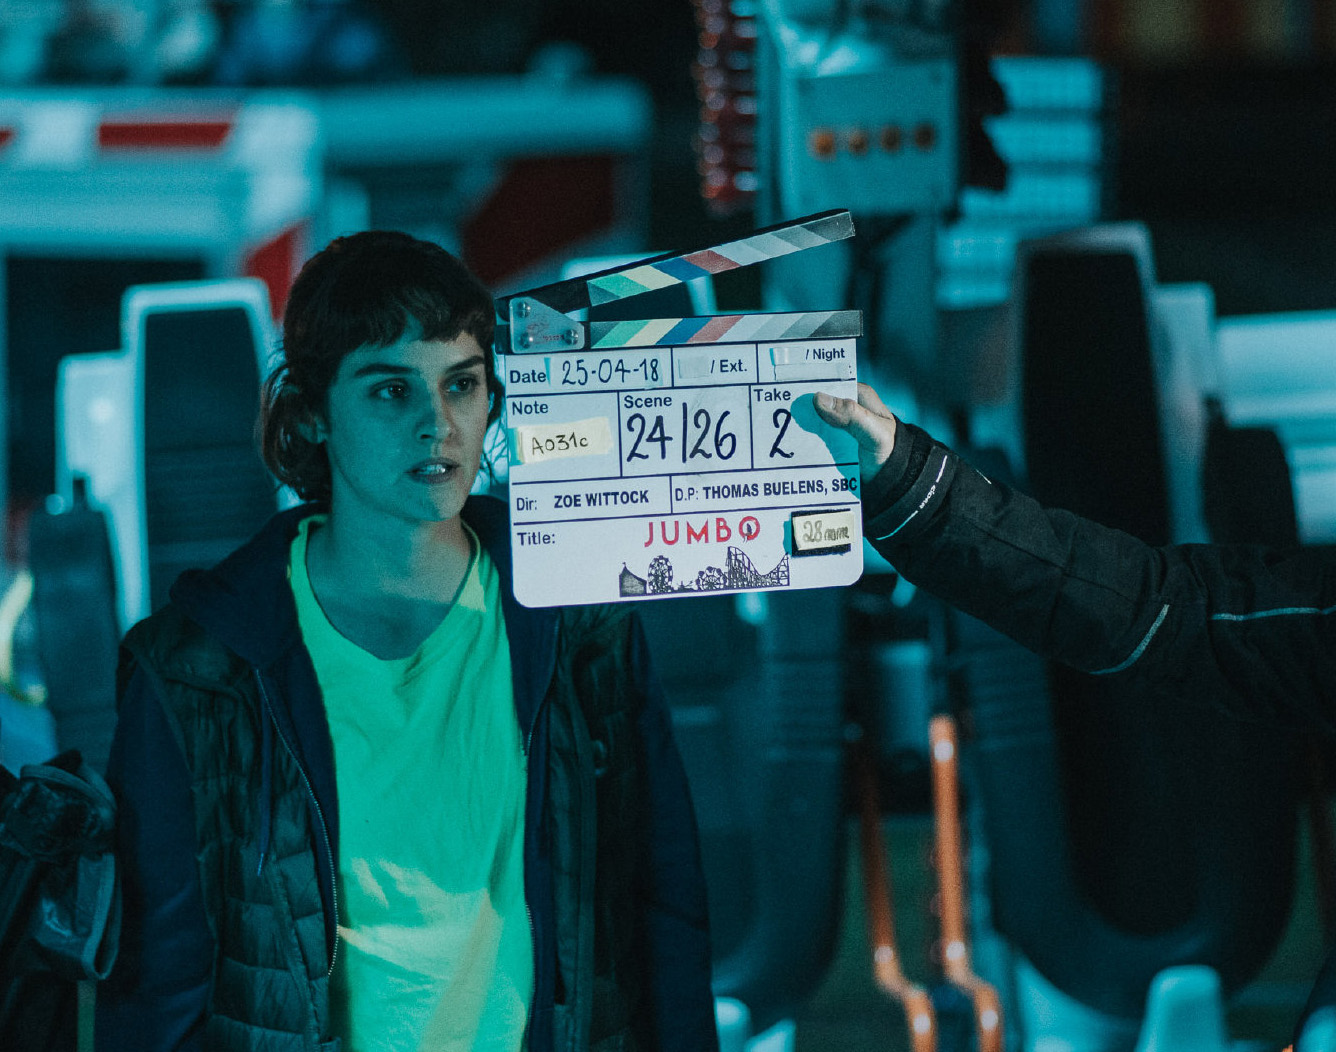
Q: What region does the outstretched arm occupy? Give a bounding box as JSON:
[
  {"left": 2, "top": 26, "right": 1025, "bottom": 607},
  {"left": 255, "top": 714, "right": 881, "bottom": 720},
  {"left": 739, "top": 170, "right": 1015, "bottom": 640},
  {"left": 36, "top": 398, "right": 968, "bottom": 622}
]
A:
[{"left": 815, "top": 380, "right": 1336, "bottom": 730}]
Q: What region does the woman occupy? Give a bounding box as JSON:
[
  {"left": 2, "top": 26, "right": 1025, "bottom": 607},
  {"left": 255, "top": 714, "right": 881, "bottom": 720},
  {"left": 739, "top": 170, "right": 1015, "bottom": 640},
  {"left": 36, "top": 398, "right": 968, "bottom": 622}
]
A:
[{"left": 96, "top": 231, "right": 717, "bottom": 1051}]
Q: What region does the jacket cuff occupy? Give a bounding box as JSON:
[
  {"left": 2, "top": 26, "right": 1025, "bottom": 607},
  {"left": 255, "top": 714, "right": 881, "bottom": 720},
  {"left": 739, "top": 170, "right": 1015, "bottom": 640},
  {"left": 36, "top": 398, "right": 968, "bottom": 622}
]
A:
[{"left": 863, "top": 421, "right": 957, "bottom": 544}]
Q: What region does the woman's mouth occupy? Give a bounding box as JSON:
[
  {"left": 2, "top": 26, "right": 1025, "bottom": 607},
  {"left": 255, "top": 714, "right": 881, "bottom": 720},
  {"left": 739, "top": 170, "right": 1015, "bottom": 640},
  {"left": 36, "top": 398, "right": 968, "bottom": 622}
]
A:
[{"left": 408, "top": 459, "right": 457, "bottom": 481}]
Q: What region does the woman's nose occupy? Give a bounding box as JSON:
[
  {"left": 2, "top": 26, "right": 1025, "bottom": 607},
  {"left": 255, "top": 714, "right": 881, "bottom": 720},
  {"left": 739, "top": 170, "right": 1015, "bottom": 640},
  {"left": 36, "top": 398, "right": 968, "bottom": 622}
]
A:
[{"left": 417, "top": 396, "right": 451, "bottom": 441}]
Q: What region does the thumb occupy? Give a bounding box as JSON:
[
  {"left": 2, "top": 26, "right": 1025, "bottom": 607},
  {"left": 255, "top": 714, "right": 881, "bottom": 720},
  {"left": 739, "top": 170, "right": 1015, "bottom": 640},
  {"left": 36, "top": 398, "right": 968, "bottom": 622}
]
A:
[{"left": 814, "top": 383, "right": 897, "bottom": 467}]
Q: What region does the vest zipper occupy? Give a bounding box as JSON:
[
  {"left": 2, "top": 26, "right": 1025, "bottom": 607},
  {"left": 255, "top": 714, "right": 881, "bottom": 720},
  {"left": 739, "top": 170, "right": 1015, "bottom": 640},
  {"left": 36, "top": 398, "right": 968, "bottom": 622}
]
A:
[{"left": 255, "top": 670, "right": 342, "bottom": 977}]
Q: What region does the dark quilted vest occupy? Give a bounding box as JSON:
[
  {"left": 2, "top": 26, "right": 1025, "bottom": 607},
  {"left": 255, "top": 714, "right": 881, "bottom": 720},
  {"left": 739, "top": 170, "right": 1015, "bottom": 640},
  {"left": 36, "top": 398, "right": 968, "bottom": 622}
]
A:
[
  {"left": 546, "top": 607, "right": 652, "bottom": 1052},
  {"left": 127, "top": 600, "right": 651, "bottom": 1052},
  {"left": 130, "top": 607, "right": 335, "bottom": 1050}
]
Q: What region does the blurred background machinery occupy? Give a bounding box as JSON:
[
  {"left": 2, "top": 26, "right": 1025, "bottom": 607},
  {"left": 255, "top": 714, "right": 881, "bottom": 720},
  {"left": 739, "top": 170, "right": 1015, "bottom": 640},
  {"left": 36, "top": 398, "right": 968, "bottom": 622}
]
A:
[{"left": 4, "top": 1, "right": 1336, "bottom": 1050}]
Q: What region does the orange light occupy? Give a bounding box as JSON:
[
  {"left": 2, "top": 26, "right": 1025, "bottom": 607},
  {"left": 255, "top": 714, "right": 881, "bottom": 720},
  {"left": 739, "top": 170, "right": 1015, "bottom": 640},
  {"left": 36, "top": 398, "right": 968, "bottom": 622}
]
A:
[{"left": 809, "top": 128, "right": 836, "bottom": 158}]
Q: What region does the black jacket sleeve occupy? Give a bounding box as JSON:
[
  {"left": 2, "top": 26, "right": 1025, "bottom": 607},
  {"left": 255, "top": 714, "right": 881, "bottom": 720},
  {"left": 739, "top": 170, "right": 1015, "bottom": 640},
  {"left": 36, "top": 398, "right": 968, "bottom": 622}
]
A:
[
  {"left": 94, "top": 660, "right": 213, "bottom": 1051},
  {"left": 865, "top": 420, "right": 1336, "bottom": 733}
]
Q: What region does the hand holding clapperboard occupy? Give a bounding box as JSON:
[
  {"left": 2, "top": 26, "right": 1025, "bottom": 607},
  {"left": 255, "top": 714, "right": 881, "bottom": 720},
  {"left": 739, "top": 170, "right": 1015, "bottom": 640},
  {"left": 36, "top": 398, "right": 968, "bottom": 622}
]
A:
[{"left": 496, "top": 211, "right": 863, "bottom": 608}]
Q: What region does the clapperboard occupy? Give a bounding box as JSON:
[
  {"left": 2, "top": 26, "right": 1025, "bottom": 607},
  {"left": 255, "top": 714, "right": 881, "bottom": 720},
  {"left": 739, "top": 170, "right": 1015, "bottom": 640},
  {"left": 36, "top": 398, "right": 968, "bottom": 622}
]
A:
[{"left": 496, "top": 210, "right": 863, "bottom": 608}]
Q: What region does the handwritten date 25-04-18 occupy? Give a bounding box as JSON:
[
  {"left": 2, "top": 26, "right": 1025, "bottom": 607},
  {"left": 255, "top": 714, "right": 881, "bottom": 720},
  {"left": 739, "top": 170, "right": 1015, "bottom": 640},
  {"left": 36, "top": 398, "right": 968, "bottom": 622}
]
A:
[{"left": 561, "top": 355, "right": 660, "bottom": 387}]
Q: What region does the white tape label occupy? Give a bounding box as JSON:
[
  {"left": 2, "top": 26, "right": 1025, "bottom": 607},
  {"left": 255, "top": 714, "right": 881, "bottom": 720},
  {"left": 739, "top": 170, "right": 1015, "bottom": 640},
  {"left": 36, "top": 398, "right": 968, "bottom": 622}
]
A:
[
  {"left": 512, "top": 417, "right": 614, "bottom": 464},
  {"left": 791, "top": 507, "right": 859, "bottom": 555}
]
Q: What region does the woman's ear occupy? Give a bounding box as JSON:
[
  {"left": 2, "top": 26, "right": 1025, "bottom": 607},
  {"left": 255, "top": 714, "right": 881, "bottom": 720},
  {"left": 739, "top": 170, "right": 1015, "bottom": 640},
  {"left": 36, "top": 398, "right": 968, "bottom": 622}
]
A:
[{"left": 296, "top": 411, "right": 327, "bottom": 445}]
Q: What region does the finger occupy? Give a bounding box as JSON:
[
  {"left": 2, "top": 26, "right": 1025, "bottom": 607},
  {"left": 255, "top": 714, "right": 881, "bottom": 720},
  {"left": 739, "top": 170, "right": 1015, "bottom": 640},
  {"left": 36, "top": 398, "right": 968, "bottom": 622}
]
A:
[
  {"left": 813, "top": 390, "right": 857, "bottom": 429},
  {"left": 856, "top": 382, "right": 895, "bottom": 423},
  {"left": 815, "top": 386, "right": 896, "bottom": 451},
  {"left": 818, "top": 385, "right": 898, "bottom": 477}
]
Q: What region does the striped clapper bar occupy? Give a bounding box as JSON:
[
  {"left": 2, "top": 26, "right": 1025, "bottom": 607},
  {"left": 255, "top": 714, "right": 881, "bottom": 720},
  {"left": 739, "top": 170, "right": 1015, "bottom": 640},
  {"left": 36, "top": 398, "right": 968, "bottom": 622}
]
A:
[{"left": 495, "top": 209, "right": 861, "bottom": 353}]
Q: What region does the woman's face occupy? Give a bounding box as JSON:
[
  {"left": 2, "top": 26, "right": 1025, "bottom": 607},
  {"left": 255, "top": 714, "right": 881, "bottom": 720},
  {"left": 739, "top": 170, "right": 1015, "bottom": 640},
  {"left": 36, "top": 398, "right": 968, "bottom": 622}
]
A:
[{"left": 317, "top": 330, "right": 492, "bottom": 532}]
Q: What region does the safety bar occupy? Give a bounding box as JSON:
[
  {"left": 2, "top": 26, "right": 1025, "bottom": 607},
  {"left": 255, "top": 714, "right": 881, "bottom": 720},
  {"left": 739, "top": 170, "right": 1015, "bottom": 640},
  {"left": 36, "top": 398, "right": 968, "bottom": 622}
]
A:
[
  {"left": 853, "top": 741, "right": 937, "bottom": 1052},
  {"left": 929, "top": 715, "right": 1004, "bottom": 1052}
]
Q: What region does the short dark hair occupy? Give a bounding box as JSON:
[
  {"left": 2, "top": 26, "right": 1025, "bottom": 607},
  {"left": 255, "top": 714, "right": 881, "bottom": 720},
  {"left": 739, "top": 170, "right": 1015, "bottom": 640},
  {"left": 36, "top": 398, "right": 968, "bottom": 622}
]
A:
[{"left": 259, "top": 231, "right": 501, "bottom": 503}]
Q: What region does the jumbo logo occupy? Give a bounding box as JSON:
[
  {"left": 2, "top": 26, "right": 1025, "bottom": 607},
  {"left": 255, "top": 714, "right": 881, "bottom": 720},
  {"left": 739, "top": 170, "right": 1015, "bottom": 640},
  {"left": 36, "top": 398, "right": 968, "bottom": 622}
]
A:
[{"left": 643, "top": 516, "right": 761, "bottom": 547}]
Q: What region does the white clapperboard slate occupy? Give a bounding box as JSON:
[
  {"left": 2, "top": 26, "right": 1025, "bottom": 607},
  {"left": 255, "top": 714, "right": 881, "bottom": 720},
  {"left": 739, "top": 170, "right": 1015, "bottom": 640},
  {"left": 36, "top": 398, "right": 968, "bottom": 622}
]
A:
[{"left": 496, "top": 210, "right": 863, "bottom": 608}]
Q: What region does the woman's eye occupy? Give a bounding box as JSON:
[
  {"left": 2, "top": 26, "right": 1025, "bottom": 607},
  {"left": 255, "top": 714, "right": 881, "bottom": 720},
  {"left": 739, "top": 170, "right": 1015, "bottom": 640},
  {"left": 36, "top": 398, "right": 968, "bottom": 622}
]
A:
[
  {"left": 450, "top": 376, "right": 480, "bottom": 394},
  {"left": 373, "top": 382, "right": 408, "bottom": 400}
]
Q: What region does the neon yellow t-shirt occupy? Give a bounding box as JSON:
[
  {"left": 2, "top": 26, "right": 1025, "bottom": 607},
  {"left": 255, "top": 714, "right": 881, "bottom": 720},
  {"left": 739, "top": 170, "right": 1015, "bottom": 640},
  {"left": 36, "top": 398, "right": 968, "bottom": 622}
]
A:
[{"left": 289, "top": 516, "right": 532, "bottom": 1052}]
